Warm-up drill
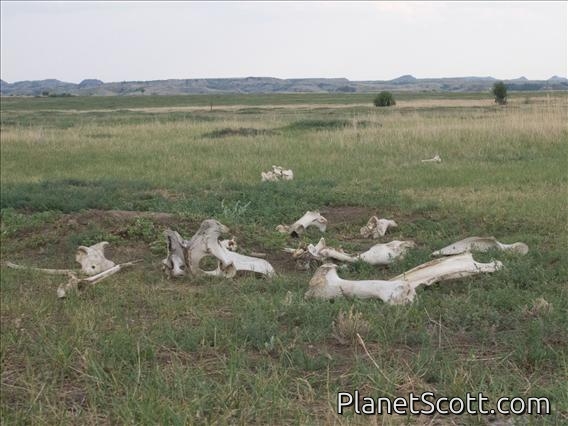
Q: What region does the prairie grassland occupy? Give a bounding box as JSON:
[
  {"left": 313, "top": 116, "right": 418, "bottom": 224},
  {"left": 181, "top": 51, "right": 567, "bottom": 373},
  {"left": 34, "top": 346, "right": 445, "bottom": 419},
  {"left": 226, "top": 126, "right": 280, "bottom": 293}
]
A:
[{"left": 1, "top": 93, "right": 567, "bottom": 424}]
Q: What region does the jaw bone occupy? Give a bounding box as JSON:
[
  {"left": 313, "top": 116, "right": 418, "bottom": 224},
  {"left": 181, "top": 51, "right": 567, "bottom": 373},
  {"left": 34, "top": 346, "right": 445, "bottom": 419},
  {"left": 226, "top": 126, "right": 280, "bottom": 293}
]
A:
[
  {"left": 304, "top": 263, "right": 416, "bottom": 305},
  {"left": 305, "top": 253, "right": 502, "bottom": 304},
  {"left": 277, "top": 211, "right": 328, "bottom": 237},
  {"left": 360, "top": 216, "right": 398, "bottom": 239},
  {"left": 162, "top": 220, "right": 275, "bottom": 279},
  {"left": 431, "top": 236, "right": 529, "bottom": 256}
]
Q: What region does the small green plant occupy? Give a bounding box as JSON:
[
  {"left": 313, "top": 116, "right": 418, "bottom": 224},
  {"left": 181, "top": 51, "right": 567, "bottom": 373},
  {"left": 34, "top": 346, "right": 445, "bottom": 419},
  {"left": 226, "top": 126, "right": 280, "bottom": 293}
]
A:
[
  {"left": 492, "top": 81, "right": 508, "bottom": 105},
  {"left": 373, "top": 91, "right": 396, "bottom": 107},
  {"left": 221, "top": 199, "right": 251, "bottom": 222}
]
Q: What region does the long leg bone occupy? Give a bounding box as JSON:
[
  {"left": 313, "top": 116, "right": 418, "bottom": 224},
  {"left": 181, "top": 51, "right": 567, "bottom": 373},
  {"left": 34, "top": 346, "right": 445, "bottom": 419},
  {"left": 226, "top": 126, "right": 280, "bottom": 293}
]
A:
[
  {"left": 360, "top": 216, "right": 398, "bottom": 239},
  {"left": 421, "top": 154, "right": 442, "bottom": 163},
  {"left": 390, "top": 252, "right": 503, "bottom": 288},
  {"left": 5, "top": 261, "right": 79, "bottom": 275},
  {"left": 358, "top": 240, "right": 416, "bottom": 265},
  {"left": 304, "top": 263, "right": 415, "bottom": 305},
  {"left": 75, "top": 242, "right": 116, "bottom": 275},
  {"left": 276, "top": 211, "right": 328, "bottom": 237},
  {"left": 307, "top": 238, "right": 358, "bottom": 263},
  {"left": 431, "top": 237, "right": 528, "bottom": 256}
]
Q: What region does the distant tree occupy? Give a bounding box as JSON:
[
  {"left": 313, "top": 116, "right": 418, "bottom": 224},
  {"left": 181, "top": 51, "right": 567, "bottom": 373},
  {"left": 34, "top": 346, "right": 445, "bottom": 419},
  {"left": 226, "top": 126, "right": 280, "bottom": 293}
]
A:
[
  {"left": 492, "top": 81, "right": 507, "bottom": 105},
  {"left": 41, "top": 91, "right": 49, "bottom": 97},
  {"left": 373, "top": 91, "right": 396, "bottom": 107}
]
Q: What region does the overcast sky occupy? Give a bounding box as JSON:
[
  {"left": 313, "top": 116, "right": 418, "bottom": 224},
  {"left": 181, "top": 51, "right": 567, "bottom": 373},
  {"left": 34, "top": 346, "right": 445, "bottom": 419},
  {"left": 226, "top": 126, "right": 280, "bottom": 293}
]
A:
[{"left": 1, "top": 1, "right": 566, "bottom": 83}]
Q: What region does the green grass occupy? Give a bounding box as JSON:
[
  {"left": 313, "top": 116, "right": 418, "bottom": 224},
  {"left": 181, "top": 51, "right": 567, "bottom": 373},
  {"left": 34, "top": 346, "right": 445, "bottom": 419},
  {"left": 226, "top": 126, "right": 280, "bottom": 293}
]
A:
[{"left": 1, "top": 92, "right": 567, "bottom": 424}]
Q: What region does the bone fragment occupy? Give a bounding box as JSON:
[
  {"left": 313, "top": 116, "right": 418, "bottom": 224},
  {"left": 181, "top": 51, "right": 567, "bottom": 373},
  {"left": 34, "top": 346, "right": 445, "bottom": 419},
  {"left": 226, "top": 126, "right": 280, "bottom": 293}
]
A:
[
  {"left": 57, "top": 260, "right": 142, "bottom": 298},
  {"left": 304, "top": 263, "right": 415, "bottom": 305},
  {"left": 307, "top": 238, "right": 358, "bottom": 263},
  {"left": 360, "top": 216, "right": 398, "bottom": 239},
  {"left": 390, "top": 252, "right": 502, "bottom": 288},
  {"left": 162, "top": 220, "right": 275, "bottom": 279},
  {"left": 431, "top": 236, "right": 528, "bottom": 256},
  {"left": 75, "top": 242, "right": 116, "bottom": 275},
  {"left": 277, "top": 211, "right": 328, "bottom": 237},
  {"left": 358, "top": 240, "right": 416, "bottom": 265},
  {"left": 421, "top": 154, "right": 442, "bottom": 163},
  {"left": 5, "top": 261, "right": 79, "bottom": 275},
  {"left": 261, "top": 165, "right": 294, "bottom": 182}
]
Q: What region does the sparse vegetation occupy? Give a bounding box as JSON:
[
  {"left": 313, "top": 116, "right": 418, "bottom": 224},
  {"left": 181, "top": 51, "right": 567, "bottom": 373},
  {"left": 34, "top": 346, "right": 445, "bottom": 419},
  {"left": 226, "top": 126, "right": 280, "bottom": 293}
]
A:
[
  {"left": 373, "top": 91, "right": 396, "bottom": 107},
  {"left": 1, "top": 92, "right": 567, "bottom": 423}
]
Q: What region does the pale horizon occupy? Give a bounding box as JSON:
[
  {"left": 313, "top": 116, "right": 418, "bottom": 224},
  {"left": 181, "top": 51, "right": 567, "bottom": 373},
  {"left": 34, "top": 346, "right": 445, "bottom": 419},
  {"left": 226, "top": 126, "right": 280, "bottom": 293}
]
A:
[{"left": 1, "top": 1, "right": 566, "bottom": 84}]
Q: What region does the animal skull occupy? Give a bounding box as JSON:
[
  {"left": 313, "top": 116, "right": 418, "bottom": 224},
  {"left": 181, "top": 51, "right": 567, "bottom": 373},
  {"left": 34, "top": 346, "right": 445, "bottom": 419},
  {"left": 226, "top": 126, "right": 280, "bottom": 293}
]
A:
[
  {"left": 277, "top": 211, "right": 328, "bottom": 237},
  {"left": 75, "top": 242, "right": 116, "bottom": 275},
  {"left": 431, "top": 237, "right": 528, "bottom": 256},
  {"left": 360, "top": 216, "right": 398, "bottom": 239}
]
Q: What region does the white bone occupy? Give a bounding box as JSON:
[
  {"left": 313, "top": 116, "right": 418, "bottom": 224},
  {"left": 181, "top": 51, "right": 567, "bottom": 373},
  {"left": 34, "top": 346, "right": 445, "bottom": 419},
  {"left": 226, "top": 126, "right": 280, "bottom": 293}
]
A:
[
  {"left": 431, "top": 237, "right": 529, "bottom": 256},
  {"left": 162, "top": 230, "right": 188, "bottom": 278},
  {"left": 277, "top": 211, "right": 328, "bottom": 236},
  {"left": 360, "top": 216, "right": 398, "bottom": 239},
  {"left": 358, "top": 240, "right": 416, "bottom": 265},
  {"left": 390, "top": 252, "right": 503, "bottom": 288},
  {"left": 304, "top": 263, "right": 415, "bottom": 305},
  {"left": 5, "top": 261, "right": 79, "bottom": 275},
  {"left": 307, "top": 238, "right": 358, "bottom": 263},
  {"left": 57, "top": 259, "right": 142, "bottom": 298},
  {"left": 421, "top": 154, "right": 442, "bottom": 163},
  {"left": 220, "top": 237, "right": 238, "bottom": 252},
  {"left": 163, "top": 220, "right": 275, "bottom": 279},
  {"left": 261, "top": 165, "right": 294, "bottom": 182},
  {"left": 75, "top": 242, "right": 116, "bottom": 275}
]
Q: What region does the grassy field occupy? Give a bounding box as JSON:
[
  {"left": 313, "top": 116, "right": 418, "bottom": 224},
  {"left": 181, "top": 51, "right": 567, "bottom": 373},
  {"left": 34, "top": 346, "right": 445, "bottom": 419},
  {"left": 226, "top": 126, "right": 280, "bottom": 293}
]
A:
[{"left": 1, "top": 92, "right": 567, "bottom": 424}]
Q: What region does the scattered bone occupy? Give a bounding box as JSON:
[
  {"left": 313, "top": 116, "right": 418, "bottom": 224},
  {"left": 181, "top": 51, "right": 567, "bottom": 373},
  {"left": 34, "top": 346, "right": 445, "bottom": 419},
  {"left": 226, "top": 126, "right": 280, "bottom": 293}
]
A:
[
  {"left": 5, "top": 261, "right": 79, "bottom": 275},
  {"left": 358, "top": 240, "right": 416, "bottom": 265},
  {"left": 305, "top": 253, "right": 502, "bottom": 303},
  {"left": 360, "top": 216, "right": 398, "bottom": 239},
  {"left": 261, "top": 165, "right": 294, "bottom": 182},
  {"left": 57, "top": 260, "right": 142, "bottom": 299},
  {"left": 390, "top": 252, "right": 503, "bottom": 288},
  {"left": 277, "top": 211, "right": 328, "bottom": 237},
  {"left": 162, "top": 220, "right": 275, "bottom": 279},
  {"left": 304, "top": 263, "right": 415, "bottom": 305},
  {"left": 75, "top": 242, "right": 116, "bottom": 275},
  {"left": 220, "top": 237, "right": 238, "bottom": 252},
  {"left": 307, "top": 238, "right": 358, "bottom": 263},
  {"left": 421, "top": 154, "right": 442, "bottom": 163},
  {"left": 431, "top": 236, "right": 529, "bottom": 256}
]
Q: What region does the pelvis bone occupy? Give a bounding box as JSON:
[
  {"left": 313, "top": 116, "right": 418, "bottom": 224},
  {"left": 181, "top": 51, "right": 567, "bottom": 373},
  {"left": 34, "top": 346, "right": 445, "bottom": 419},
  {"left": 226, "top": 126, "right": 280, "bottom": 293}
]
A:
[
  {"left": 163, "top": 220, "right": 275, "bottom": 279},
  {"left": 261, "top": 165, "right": 294, "bottom": 182},
  {"left": 75, "top": 242, "right": 116, "bottom": 275},
  {"left": 360, "top": 216, "right": 398, "bottom": 239},
  {"left": 277, "top": 211, "right": 328, "bottom": 237},
  {"left": 431, "top": 237, "right": 529, "bottom": 256},
  {"left": 305, "top": 253, "right": 502, "bottom": 304}
]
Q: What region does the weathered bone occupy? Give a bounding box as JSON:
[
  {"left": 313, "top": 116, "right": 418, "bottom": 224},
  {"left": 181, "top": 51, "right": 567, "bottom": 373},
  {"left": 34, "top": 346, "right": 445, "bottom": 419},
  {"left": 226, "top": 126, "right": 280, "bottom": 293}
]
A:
[
  {"left": 5, "top": 261, "right": 79, "bottom": 275},
  {"left": 57, "top": 260, "right": 142, "bottom": 298},
  {"left": 304, "top": 263, "right": 415, "bottom": 305},
  {"left": 360, "top": 216, "right": 398, "bottom": 239},
  {"left": 277, "top": 211, "right": 328, "bottom": 237},
  {"left": 162, "top": 220, "right": 275, "bottom": 279},
  {"left": 359, "top": 240, "right": 416, "bottom": 265},
  {"left": 391, "top": 252, "right": 503, "bottom": 288},
  {"left": 305, "top": 253, "right": 502, "bottom": 303},
  {"left": 261, "top": 165, "right": 294, "bottom": 182},
  {"left": 75, "top": 242, "right": 116, "bottom": 275},
  {"left": 307, "top": 238, "right": 358, "bottom": 263},
  {"left": 431, "top": 237, "right": 528, "bottom": 256},
  {"left": 421, "top": 154, "right": 442, "bottom": 163}
]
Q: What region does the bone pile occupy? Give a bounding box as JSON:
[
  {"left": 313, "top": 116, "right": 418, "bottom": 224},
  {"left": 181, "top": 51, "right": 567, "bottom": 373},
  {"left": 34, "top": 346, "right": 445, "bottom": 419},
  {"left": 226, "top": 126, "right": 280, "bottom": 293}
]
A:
[{"left": 261, "top": 165, "right": 294, "bottom": 182}]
